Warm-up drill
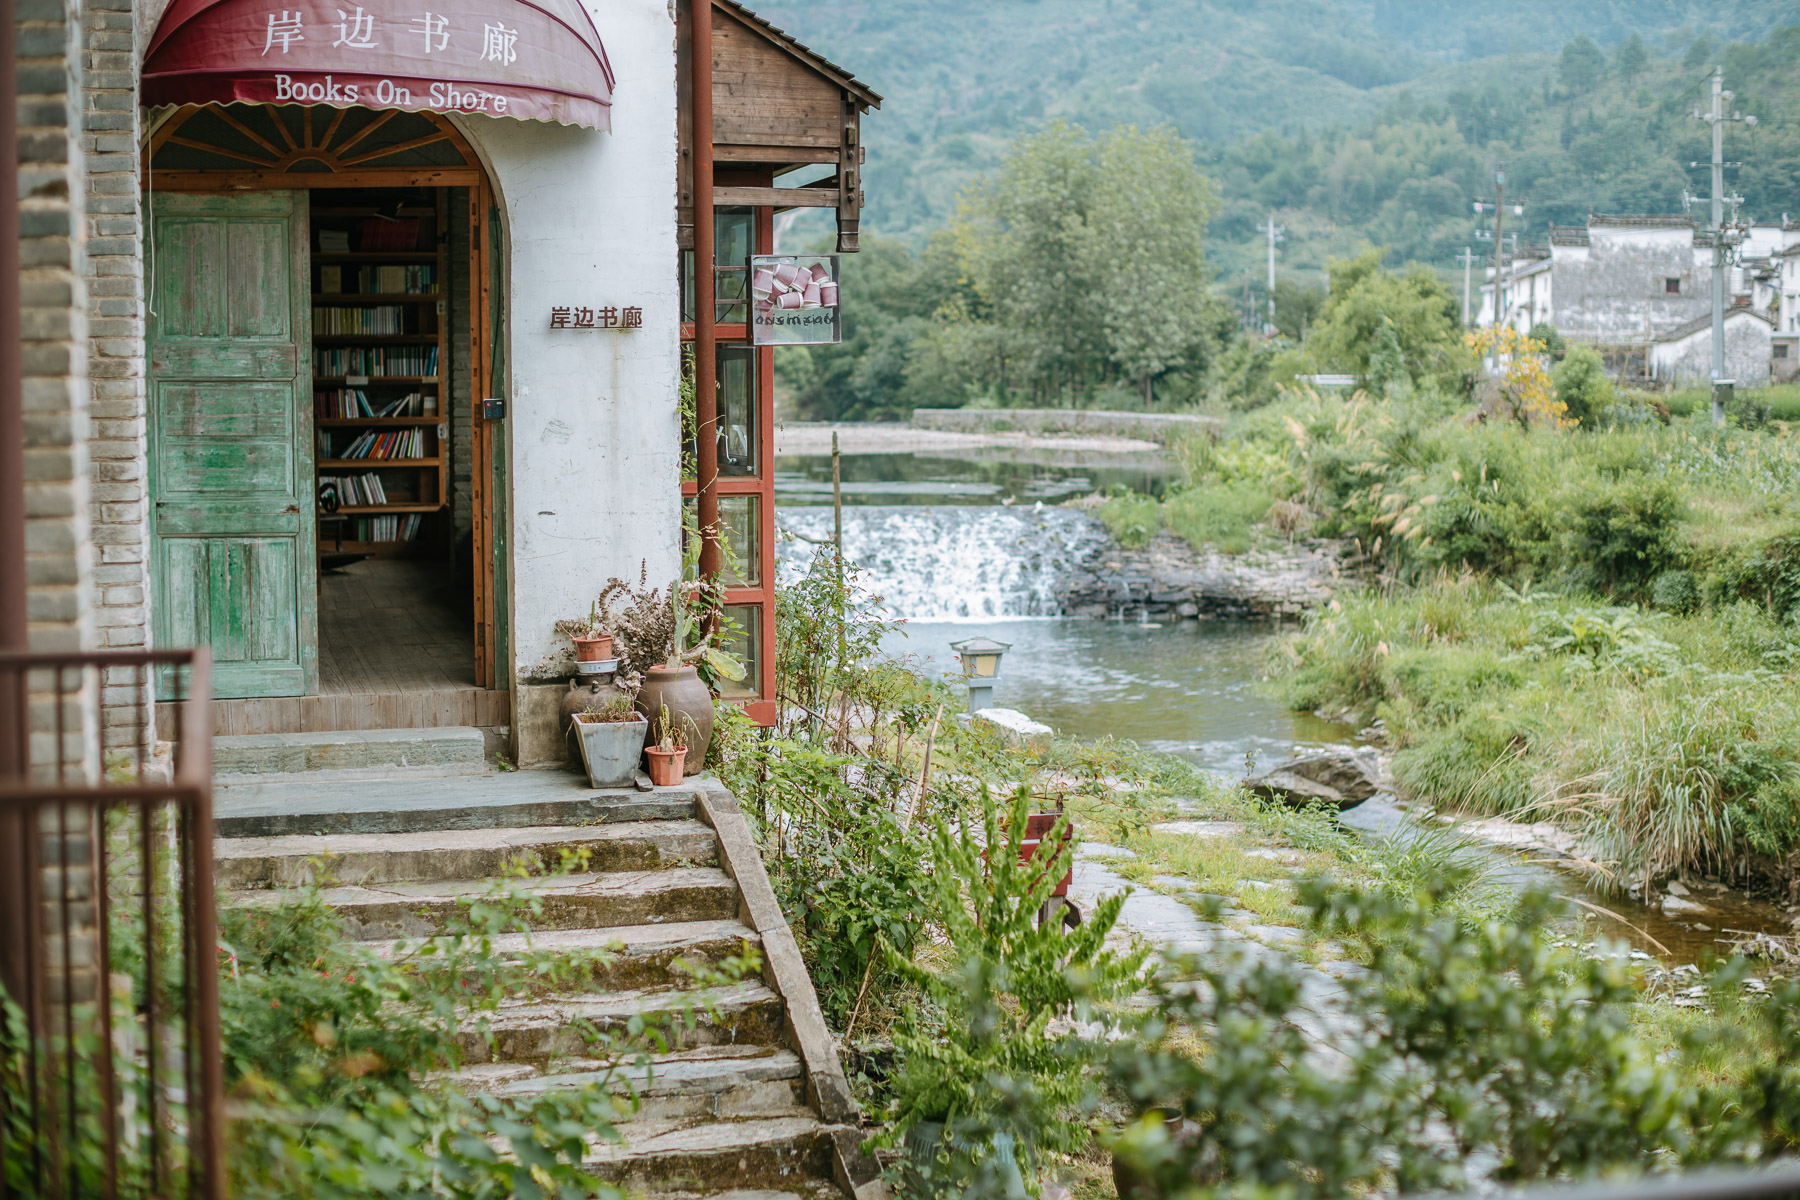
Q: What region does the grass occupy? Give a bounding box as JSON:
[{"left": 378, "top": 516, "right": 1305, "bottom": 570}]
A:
[{"left": 1269, "top": 577, "right": 1800, "bottom": 894}]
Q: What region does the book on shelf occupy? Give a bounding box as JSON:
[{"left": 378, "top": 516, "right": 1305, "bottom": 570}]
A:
[
  {"left": 348, "top": 264, "right": 435, "bottom": 294},
  {"left": 317, "top": 388, "right": 377, "bottom": 419},
  {"left": 359, "top": 217, "right": 420, "bottom": 252},
  {"left": 313, "top": 345, "right": 439, "bottom": 377},
  {"left": 331, "top": 427, "right": 426, "bottom": 460},
  {"left": 312, "top": 305, "right": 406, "bottom": 335},
  {"left": 318, "top": 229, "right": 351, "bottom": 253},
  {"left": 320, "top": 265, "right": 342, "bottom": 293},
  {"left": 341, "top": 514, "right": 423, "bottom": 542},
  {"left": 320, "top": 473, "right": 389, "bottom": 507}
]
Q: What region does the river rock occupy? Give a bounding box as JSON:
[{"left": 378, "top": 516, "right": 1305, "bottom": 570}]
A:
[
  {"left": 971, "top": 706, "right": 1053, "bottom": 746},
  {"left": 1246, "top": 748, "right": 1384, "bottom": 811}
]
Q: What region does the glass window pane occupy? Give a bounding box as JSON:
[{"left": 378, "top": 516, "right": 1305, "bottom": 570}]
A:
[
  {"left": 680, "top": 248, "right": 694, "bottom": 323},
  {"left": 716, "top": 209, "right": 753, "bottom": 325},
  {"left": 717, "top": 345, "right": 757, "bottom": 477},
  {"left": 719, "top": 496, "right": 761, "bottom": 587},
  {"left": 718, "top": 604, "right": 761, "bottom": 699},
  {"left": 680, "top": 496, "right": 760, "bottom": 588}
]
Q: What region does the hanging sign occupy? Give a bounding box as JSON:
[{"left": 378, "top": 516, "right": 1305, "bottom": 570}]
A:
[{"left": 750, "top": 255, "right": 841, "bottom": 346}]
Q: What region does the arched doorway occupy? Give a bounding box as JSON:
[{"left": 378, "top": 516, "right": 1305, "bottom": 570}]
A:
[{"left": 144, "top": 104, "right": 506, "bottom": 731}]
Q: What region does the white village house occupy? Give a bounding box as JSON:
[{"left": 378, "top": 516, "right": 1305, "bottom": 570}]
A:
[{"left": 1478, "top": 212, "right": 1796, "bottom": 386}]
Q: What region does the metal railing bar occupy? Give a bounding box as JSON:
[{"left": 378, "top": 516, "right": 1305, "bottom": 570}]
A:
[{"left": 96, "top": 790, "right": 118, "bottom": 1200}]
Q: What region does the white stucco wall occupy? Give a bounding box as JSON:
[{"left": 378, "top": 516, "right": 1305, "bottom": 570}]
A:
[
  {"left": 1650, "top": 313, "right": 1774, "bottom": 386},
  {"left": 454, "top": 0, "right": 682, "bottom": 695}
]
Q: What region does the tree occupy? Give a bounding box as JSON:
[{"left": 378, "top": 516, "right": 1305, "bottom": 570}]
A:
[
  {"left": 1613, "top": 33, "right": 1648, "bottom": 80},
  {"left": 1307, "top": 248, "right": 1460, "bottom": 388},
  {"left": 949, "top": 120, "right": 1218, "bottom": 405},
  {"left": 1088, "top": 125, "right": 1220, "bottom": 404},
  {"left": 1559, "top": 36, "right": 1606, "bottom": 93}
]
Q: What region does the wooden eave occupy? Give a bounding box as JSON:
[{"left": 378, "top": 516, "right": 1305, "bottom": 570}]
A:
[{"left": 709, "top": 0, "right": 882, "bottom": 114}]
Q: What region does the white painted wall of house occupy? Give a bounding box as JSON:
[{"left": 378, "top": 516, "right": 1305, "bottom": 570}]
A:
[
  {"left": 1650, "top": 312, "right": 1774, "bottom": 386},
  {"left": 454, "top": 0, "right": 682, "bottom": 762}
]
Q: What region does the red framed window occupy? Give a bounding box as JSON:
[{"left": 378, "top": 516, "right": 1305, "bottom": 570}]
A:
[{"left": 682, "top": 205, "right": 778, "bottom": 726}]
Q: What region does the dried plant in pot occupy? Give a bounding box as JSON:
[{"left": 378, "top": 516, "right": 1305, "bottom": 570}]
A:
[
  {"left": 569, "top": 690, "right": 647, "bottom": 789},
  {"left": 607, "top": 551, "right": 746, "bottom": 773},
  {"left": 642, "top": 702, "right": 687, "bottom": 787},
  {"left": 554, "top": 580, "right": 627, "bottom": 666}
]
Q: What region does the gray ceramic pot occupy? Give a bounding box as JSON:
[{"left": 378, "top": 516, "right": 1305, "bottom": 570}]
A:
[{"left": 572, "top": 714, "right": 648, "bottom": 788}]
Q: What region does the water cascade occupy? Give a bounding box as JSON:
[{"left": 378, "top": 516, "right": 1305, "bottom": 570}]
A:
[{"left": 778, "top": 505, "right": 1108, "bottom": 621}]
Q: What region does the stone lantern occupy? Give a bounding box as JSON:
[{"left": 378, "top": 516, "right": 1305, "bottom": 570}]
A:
[{"left": 949, "top": 635, "right": 1011, "bottom": 713}]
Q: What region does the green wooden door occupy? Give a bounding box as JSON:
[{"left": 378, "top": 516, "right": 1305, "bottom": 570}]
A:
[{"left": 148, "top": 191, "right": 315, "bottom": 699}]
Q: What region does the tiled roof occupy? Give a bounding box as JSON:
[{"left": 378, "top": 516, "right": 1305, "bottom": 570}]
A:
[
  {"left": 1590, "top": 214, "right": 1697, "bottom": 229},
  {"left": 1549, "top": 224, "right": 1590, "bottom": 246},
  {"left": 1653, "top": 305, "right": 1774, "bottom": 343}
]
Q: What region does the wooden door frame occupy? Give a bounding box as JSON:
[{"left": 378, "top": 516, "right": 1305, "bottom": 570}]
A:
[{"left": 143, "top": 104, "right": 504, "bottom": 690}]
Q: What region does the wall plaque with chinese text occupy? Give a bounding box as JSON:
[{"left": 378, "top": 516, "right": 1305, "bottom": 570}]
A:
[
  {"left": 548, "top": 305, "right": 643, "bottom": 330},
  {"left": 750, "top": 255, "right": 841, "bottom": 346},
  {"left": 142, "top": 0, "right": 614, "bottom": 129}
]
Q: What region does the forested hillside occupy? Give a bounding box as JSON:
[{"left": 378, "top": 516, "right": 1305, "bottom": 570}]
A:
[{"left": 760, "top": 1, "right": 1800, "bottom": 289}]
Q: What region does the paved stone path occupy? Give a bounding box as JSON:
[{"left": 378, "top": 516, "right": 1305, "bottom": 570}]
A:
[{"left": 1069, "top": 843, "right": 1368, "bottom": 1056}]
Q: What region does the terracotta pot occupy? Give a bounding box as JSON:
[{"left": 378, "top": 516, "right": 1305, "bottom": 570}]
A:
[
  {"left": 572, "top": 633, "right": 613, "bottom": 663},
  {"left": 644, "top": 745, "right": 685, "bottom": 787},
  {"left": 635, "top": 664, "right": 712, "bottom": 774}
]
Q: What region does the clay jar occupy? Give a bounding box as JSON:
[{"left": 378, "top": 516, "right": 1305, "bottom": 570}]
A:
[{"left": 634, "top": 664, "right": 712, "bottom": 775}]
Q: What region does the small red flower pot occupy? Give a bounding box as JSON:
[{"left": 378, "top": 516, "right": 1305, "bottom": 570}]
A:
[
  {"left": 572, "top": 634, "right": 614, "bottom": 663},
  {"left": 644, "top": 746, "right": 685, "bottom": 787}
]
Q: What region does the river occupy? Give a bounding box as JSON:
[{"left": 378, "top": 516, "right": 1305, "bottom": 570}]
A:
[{"left": 775, "top": 440, "right": 1796, "bottom": 963}]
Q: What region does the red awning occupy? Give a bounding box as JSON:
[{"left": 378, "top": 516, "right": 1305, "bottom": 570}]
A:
[{"left": 143, "top": 0, "right": 614, "bottom": 130}]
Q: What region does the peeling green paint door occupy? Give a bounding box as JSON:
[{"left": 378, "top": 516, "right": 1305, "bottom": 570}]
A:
[{"left": 149, "top": 191, "right": 315, "bottom": 699}]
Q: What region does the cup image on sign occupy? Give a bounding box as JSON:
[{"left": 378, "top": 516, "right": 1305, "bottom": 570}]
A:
[{"left": 751, "top": 257, "right": 837, "bottom": 314}]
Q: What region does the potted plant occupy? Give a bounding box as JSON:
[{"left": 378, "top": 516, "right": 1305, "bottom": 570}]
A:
[
  {"left": 643, "top": 703, "right": 686, "bottom": 787},
  {"left": 554, "top": 580, "right": 626, "bottom": 666},
  {"left": 608, "top": 540, "right": 746, "bottom": 773},
  {"left": 569, "top": 690, "right": 648, "bottom": 789}
]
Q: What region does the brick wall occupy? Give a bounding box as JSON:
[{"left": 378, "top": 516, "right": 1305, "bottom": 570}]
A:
[
  {"left": 79, "top": 0, "right": 151, "bottom": 738},
  {"left": 18, "top": 0, "right": 92, "bottom": 656}
]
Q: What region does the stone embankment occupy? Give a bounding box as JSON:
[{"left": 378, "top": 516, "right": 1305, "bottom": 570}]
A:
[
  {"left": 910, "top": 407, "right": 1219, "bottom": 445},
  {"left": 1058, "top": 532, "right": 1346, "bottom": 620}
]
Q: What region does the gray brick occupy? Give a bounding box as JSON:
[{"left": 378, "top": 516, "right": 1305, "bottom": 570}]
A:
[
  {"left": 100, "top": 544, "right": 144, "bottom": 564},
  {"left": 102, "top": 626, "right": 147, "bottom": 648}
]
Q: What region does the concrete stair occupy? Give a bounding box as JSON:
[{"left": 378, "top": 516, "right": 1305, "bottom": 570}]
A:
[
  {"left": 214, "top": 726, "right": 495, "bottom": 781},
  {"left": 214, "top": 760, "right": 881, "bottom": 1198}
]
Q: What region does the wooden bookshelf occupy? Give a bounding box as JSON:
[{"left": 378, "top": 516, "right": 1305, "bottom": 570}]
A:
[{"left": 311, "top": 191, "right": 451, "bottom": 559}]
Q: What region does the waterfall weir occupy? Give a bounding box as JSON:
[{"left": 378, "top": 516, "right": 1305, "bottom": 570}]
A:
[{"left": 778, "top": 505, "right": 1109, "bottom": 621}]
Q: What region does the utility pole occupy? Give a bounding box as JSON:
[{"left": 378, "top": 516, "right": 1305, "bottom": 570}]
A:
[
  {"left": 1690, "top": 67, "right": 1757, "bottom": 424},
  {"left": 1258, "top": 213, "right": 1284, "bottom": 330},
  {"left": 1456, "top": 247, "right": 1477, "bottom": 327},
  {"left": 1474, "top": 169, "right": 1525, "bottom": 336}
]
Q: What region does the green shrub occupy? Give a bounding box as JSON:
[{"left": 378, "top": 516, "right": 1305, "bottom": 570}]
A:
[
  {"left": 1553, "top": 344, "right": 1613, "bottom": 426},
  {"left": 1651, "top": 568, "right": 1700, "bottom": 613},
  {"left": 1096, "top": 489, "right": 1161, "bottom": 549},
  {"left": 1163, "top": 479, "right": 1273, "bottom": 553},
  {"left": 1554, "top": 472, "right": 1688, "bottom": 595},
  {"left": 1104, "top": 882, "right": 1797, "bottom": 1196}
]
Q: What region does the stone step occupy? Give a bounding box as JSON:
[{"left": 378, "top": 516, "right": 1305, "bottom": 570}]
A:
[
  {"left": 452, "top": 1044, "right": 807, "bottom": 1122},
  {"left": 645, "top": 1191, "right": 843, "bottom": 1200},
  {"left": 366, "top": 919, "right": 763, "bottom": 994},
  {"left": 214, "top": 727, "right": 490, "bottom": 780},
  {"left": 585, "top": 1115, "right": 844, "bottom": 1196},
  {"left": 216, "top": 820, "right": 720, "bottom": 889},
  {"left": 215, "top": 770, "right": 698, "bottom": 838},
  {"left": 456, "top": 981, "right": 789, "bottom": 1062},
  {"left": 226, "top": 867, "right": 739, "bottom": 941}
]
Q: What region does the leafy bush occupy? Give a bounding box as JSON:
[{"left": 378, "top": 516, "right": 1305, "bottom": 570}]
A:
[
  {"left": 1552, "top": 343, "right": 1613, "bottom": 426},
  {"left": 1104, "top": 882, "right": 1800, "bottom": 1196},
  {"left": 1652, "top": 568, "right": 1700, "bottom": 613},
  {"left": 1096, "top": 489, "right": 1161, "bottom": 549},
  {"left": 214, "top": 873, "right": 737, "bottom": 1199},
  {"left": 883, "top": 786, "right": 1148, "bottom": 1197}
]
